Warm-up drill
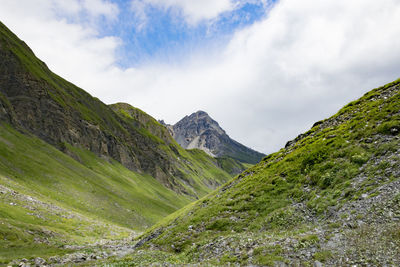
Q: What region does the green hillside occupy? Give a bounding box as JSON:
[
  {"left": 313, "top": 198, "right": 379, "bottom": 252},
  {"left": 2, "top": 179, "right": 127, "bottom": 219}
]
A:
[
  {"left": 215, "top": 156, "right": 253, "bottom": 176},
  {"left": 110, "top": 102, "right": 234, "bottom": 196},
  {"left": 0, "top": 123, "right": 186, "bottom": 263},
  {"left": 0, "top": 21, "right": 236, "bottom": 264},
  {"left": 1, "top": 18, "right": 399, "bottom": 267},
  {"left": 0, "top": 21, "right": 231, "bottom": 199},
  {"left": 126, "top": 79, "right": 400, "bottom": 266},
  {"left": 0, "top": 122, "right": 233, "bottom": 264}
]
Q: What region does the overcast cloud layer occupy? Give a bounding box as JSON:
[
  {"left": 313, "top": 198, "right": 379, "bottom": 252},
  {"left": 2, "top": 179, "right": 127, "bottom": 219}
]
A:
[{"left": 0, "top": 0, "right": 400, "bottom": 154}]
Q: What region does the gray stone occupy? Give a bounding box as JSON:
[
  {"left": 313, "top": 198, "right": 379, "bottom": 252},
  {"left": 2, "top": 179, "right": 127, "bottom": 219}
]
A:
[{"left": 34, "top": 257, "right": 45, "bottom": 266}]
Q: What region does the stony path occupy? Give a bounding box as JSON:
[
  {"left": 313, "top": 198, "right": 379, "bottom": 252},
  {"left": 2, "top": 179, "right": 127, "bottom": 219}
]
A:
[{"left": 11, "top": 236, "right": 140, "bottom": 267}]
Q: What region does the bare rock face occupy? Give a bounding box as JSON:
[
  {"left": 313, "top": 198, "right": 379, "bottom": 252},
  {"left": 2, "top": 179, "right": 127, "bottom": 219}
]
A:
[{"left": 167, "top": 111, "right": 265, "bottom": 164}]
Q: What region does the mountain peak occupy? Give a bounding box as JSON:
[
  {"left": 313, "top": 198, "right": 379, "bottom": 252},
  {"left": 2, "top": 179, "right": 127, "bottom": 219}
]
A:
[
  {"left": 192, "top": 110, "right": 209, "bottom": 116},
  {"left": 184, "top": 110, "right": 214, "bottom": 124},
  {"left": 170, "top": 111, "right": 265, "bottom": 163}
]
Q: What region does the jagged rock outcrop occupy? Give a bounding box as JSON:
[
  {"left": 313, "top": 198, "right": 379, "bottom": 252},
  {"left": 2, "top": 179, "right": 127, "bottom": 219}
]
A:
[{"left": 164, "top": 111, "right": 265, "bottom": 164}]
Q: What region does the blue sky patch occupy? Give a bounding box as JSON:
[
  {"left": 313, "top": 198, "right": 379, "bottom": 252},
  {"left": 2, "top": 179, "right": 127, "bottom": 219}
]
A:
[{"left": 94, "top": 0, "right": 272, "bottom": 68}]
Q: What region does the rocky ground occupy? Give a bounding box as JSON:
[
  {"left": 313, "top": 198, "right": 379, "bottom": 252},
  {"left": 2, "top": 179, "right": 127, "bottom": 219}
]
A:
[
  {"left": 110, "top": 135, "right": 399, "bottom": 266},
  {"left": 24, "top": 141, "right": 395, "bottom": 267},
  {"left": 165, "top": 135, "right": 400, "bottom": 266},
  {"left": 9, "top": 240, "right": 137, "bottom": 267},
  {"left": 7, "top": 128, "right": 399, "bottom": 267}
]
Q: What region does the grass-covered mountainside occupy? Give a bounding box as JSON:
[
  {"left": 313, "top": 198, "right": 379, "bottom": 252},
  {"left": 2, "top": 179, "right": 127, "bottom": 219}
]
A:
[
  {"left": 0, "top": 20, "right": 236, "bottom": 197},
  {"left": 0, "top": 22, "right": 236, "bottom": 264},
  {"left": 123, "top": 79, "right": 400, "bottom": 266},
  {"left": 215, "top": 156, "right": 253, "bottom": 176},
  {"left": 0, "top": 124, "right": 173, "bottom": 262},
  {"left": 110, "top": 103, "right": 175, "bottom": 146},
  {"left": 0, "top": 21, "right": 231, "bottom": 197}
]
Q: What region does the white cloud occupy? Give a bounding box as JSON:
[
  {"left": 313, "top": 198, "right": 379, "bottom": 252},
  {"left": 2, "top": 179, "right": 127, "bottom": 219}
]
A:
[
  {"left": 131, "top": 0, "right": 235, "bottom": 26},
  {"left": 1, "top": 0, "right": 400, "bottom": 154},
  {"left": 82, "top": 0, "right": 119, "bottom": 20},
  {"left": 121, "top": 0, "right": 400, "bottom": 153},
  {"left": 0, "top": 0, "right": 120, "bottom": 86},
  {"left": 130, "top": 0, "right": 149, "bottom": 31}
]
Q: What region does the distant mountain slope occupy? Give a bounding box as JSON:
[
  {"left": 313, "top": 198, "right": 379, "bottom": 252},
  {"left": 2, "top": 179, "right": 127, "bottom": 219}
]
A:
[
  {"left": 163, "top": 111, "right": 265, "bottom": 164},
  {"left": 133, "top": 79, "right": 400, "bottom": 266},
  {"left": 110, "top": 103, "right": 175, "bottom": 145}
]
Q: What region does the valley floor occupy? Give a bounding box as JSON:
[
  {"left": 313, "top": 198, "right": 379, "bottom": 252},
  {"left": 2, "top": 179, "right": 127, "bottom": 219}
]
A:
[
  {"left": 2, "top": 128, "right": 400, "bottom": 266},
  {"left": 8, "top": 161, "right": 399, "bottom": 266}
]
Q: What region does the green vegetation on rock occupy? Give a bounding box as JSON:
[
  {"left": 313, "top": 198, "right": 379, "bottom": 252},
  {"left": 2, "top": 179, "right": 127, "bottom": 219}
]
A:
[
  {"left": 0, "top": 21, "right": 237, "bottom": 264},
  {"left": 131, "top": 79, "right": 400, "bottom": 266}
]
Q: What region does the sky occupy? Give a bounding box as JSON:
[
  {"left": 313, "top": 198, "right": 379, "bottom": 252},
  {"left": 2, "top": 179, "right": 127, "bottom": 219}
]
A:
[{"left": 1, "top": 0, "right": 400, "bottom": 154}]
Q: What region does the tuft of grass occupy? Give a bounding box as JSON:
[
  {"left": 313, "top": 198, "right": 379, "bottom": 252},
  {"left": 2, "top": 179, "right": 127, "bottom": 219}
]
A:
[
  {"left": 297, "top": 234, "right": 319, "bottom": 248},
  {"left": 253, "top": 245, "right": 284, "bottom": 266},
  {"left": 377, "top": 121, "right": 400, "bottom": 135},
  {"left": 314, "top": 250, "right": 333, "bottom": 262}
]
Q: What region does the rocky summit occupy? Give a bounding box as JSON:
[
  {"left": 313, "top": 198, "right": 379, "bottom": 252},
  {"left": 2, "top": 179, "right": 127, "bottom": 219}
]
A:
[{"left": 163, "top": 110, "right": 265, "bottom": 164}]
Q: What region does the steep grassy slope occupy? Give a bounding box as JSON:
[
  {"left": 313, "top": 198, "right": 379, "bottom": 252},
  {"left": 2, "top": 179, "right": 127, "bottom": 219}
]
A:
[
  {"left": 0, "top": 123, "right": 184, "bottom": 263},
  {"left": 0, "top": 22, "right": 237, "bottom": 264},
  {"left": 215, "top": 156, "right": 253, "bottom": 176},
  {"left": 0, "top": 121, "right": 235, "bottom": 263},
  {"left": 110, "top": 103, "right": 175, "bottom": 145},
  {"left": 125, "top": 79, "right": 400, "bottom": 266},
  {"left": 0, "top": 21, "right": 231, "bottom": 197},
  {"left": 110, "top": 102, "right": 234, "bottom": 196}
]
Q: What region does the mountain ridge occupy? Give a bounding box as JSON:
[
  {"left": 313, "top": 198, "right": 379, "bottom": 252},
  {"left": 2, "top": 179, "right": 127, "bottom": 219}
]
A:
[
  {"left": 131, "top": 78, "right": 400, "bottom": 266},
  {"left": 162, "top": 110, "right": 265, "bottom": 164},
  {"left": 0, "top": 21, "right": 233, "bottom": 198}
]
